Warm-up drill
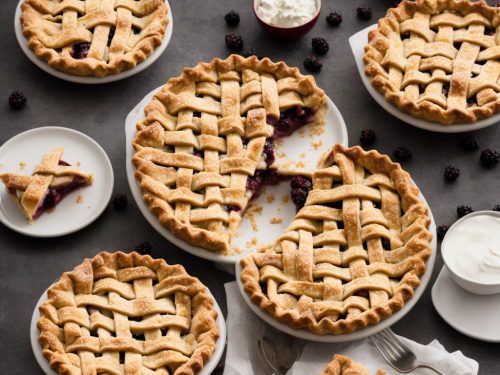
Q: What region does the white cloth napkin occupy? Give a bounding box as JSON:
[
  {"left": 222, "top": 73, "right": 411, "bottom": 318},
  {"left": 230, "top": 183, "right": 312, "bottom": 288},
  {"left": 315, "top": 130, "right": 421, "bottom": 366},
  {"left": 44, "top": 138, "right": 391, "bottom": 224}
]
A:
[{"left": 223, "top": 282, "right": 478, "bottom": 375}]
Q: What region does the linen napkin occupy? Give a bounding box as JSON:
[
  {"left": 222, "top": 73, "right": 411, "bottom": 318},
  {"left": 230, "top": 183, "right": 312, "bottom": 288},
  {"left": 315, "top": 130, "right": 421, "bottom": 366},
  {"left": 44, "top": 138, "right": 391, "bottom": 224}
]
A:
[{"left": 223, "top": 282, "right": 478, "bottom": 375}]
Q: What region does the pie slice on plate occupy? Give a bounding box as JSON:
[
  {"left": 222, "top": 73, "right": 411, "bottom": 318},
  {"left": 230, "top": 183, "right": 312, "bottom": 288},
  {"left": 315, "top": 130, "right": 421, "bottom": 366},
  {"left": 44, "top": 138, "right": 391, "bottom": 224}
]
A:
[{"left": 321, "top": 354, "right": 385, "bottom": 375}]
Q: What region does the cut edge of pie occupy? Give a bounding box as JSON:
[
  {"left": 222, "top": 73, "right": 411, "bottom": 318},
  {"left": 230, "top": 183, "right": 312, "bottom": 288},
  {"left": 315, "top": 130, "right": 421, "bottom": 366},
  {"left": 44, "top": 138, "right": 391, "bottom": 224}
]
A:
[
  {"left": 132, "top": 54, "right": 328, "bottom": 255},
  {"left": 0, "top": 148, "right": 94, "bottom": 223},
  {"left": 364, "top": 0, "right": 500, "bottom": 125},
  {"left": 321, "top": 354, "right": 385, "bottom": 375},
  {"left": 37, "top": 251, "right": 219, "bottom": 375},
  {"left": 240, "top": 144, "right": 432, "bottom": 335},
  {"left": 20, "top": 0, "right": 169, "bottom": 77}
]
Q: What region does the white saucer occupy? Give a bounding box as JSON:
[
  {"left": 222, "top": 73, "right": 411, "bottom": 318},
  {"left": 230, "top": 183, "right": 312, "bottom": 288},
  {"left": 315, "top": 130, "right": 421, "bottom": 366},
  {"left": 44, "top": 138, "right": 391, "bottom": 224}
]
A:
[
  {"left": 432, "top": 266, "right": 500, "bottom": 343},
  {"left": 125, "top": 87, "right": 348, "bottom": 265},
  {"left": 235, "top": 190, "right": 437, "bottom": 343},
  {"left": 0, "top": 127, "right": 113, "bottom": 237},
  {"left": 30, "top": 284, "right": 226, "bottom": 375},
  {"left": 349, "top": 25, "right": 500, "bottom": 133},
  {"left": 14, "top": 0, "right": 173, "bottom": 84}
]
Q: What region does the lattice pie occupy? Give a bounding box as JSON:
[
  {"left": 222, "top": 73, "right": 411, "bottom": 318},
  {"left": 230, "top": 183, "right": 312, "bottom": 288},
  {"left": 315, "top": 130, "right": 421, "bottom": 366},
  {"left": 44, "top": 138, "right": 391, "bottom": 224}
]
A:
[
  {"left": 364, "top": 0, "right": 500, "bottom": 124},
  {"left": 37, "top": 251, "right": 219, "bottom": 375},
  {"left": 132, "top": 55, "right": 327, "bottom": 255},
  {"left": 240, "top": 145, "right": 432, "bottom": 335},
  {"left": 20, "top": 0, "right": 169, "bottom": 77}
]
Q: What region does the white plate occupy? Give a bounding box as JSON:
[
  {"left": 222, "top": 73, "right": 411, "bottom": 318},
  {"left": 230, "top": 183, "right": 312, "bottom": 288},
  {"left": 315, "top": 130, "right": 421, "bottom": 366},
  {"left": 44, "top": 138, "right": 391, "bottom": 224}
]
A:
[
  {"left": 14, "top": 0, "right": 173, "bottom": 84},
  {"left": 235, "top": 190, "right": 437, "bottom": 343},
  {"left": 125, "top": 86, "right": 348, "bottom": 265},
  {"left": 432, "top": 266, "right": 500, "bottom": 343},
  {"left": 0, "top": 127, "right": 113, "bottom": 237},
  {"left": 30, "top": 283, "right": 226, "bottom": 375},
  {"left": 349, "top": 25, "right": 500, "bottom": 133}
]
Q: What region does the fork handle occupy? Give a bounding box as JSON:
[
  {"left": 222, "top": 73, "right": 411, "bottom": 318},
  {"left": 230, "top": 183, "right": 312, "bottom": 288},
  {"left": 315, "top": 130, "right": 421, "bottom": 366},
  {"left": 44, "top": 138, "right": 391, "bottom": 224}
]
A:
[{"left": 418, "top": 363, "right": 447, "bottom": 375}]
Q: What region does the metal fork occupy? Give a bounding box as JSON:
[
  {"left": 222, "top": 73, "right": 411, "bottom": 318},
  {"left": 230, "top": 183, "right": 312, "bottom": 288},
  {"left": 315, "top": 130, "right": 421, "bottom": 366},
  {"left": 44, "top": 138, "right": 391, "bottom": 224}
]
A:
[{"left": 370, "top": 329, "right": 446, "bottom": 375}]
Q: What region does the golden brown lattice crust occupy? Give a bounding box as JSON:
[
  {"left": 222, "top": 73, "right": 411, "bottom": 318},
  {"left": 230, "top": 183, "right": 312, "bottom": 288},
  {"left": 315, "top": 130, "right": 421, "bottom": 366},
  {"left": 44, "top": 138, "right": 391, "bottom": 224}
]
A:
[
  {"left": 321, "top": 354, "right": 385, "bottom": 375},
  {"left": 21, "top": 0, "right": 169, "bottom": 77},
  {"left": 240, "top": 145, "right": 432, "bottom": 335},
  {"left": 364, "top": 0, "right": 500, "bottom": 124},
  {"left": 132, "top": 54, "right": 327, "bottom": 255},
  {"left": 37, "top": 251, "right": 219, "bottom": 375}
]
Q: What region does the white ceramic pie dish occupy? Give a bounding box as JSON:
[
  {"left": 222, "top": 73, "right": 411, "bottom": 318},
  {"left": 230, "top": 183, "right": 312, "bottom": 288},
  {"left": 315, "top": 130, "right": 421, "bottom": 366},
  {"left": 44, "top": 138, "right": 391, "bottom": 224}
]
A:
[
  {"left": 349, "top": 25, "right": 500, "bottom": 133},
  {"left": 14, "top": 0, "right": 173, "bottom": 84},
  {"left": 125, "top": 86, "right": 348, "bottom": 266},
  {"left": 30, "top": 282, "right": 227, "bottom": 375},
  {"left": 0, "top": 127, "right": 113, "bottom": 237},
  {"left": 235, "top": 189, "right": 437, "bottom": 343}
]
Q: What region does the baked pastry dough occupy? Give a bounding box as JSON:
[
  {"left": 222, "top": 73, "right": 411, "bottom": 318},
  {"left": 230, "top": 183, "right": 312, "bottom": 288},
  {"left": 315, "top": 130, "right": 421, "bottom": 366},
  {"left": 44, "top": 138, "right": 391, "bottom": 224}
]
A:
[
  {"left": 0, "top": 148, "right": 93, "bottom": 222},
  {"left": 20, "top": 0, "right": 169, "bottom": 77},
  {"left": 364, "top": 0, "right": 500, "bottom": 124},
  {"left": 37, "top": 251, "right": 219, "bottom": 375},
  {"left": 321, "top": 354, "right": 385, "bottom": 375},
  {"left": 132, "top": 55, "right": 327, "bottom": 255},
  {"left": 240, "top": 145, "right": 432, "bottom": 335}
]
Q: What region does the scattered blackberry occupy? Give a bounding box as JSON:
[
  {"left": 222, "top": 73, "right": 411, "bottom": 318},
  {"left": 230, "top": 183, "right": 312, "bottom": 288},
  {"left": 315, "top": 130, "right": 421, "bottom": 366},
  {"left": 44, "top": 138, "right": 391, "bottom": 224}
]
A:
[
  {"left": 462, "top": 135, "right": 479, "bottom": 151},
  {"left": 357, "top": 6, "right": 372, "bottom": 20},
  {"left": 312, "top": 37, "right": 329, "bottom": 55},
  {"left": 291, "top": 175, "right": 312, "bottom": 190},
  {"left": 437, "top": 225, "right": 449, "bottom": 240},
  {"left": 326, "top": 12, "right": 342, "bottom": 27},
  {"left": 112, "top": 194, "right": 128, "bottom": 210},
  {"left": 225, "top": 33, "right": 243, "bottom": 51},
  {"left": 480, "top": 148, "right": 500, "bottom": 168},
  {"left": 457, "top": 205, "right": 473, "bottom": 218},
  {"left": 241, "top": 48, "right": 262, "bottom": 59},
  {"left": 492, "top": 205, "right": 500, "bottom": 212},
  {"left": 444, "top": 166, "right": 460, "bottom": 182},
  {"left": 359, "top": 128, "right": 376, "bottom": 147},
  {"left": 393, "top": 146, "right": 412, "bottom": 162},
  {"left": 224, "top": 11, "right": 240, "bottom": 26},
  {"left": 135, "top": 241, "right": 152, "bottom": 255},
  {"left": 303, "top": 56, "right": 323, "bottom": 73},
  {"left": 8, "top": 91, "right": 27, "bottom": 110}
]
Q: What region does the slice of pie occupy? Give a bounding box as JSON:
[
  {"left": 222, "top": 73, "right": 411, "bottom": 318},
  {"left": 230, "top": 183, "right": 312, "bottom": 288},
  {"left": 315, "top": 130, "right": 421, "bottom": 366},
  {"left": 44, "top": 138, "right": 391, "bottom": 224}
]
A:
[
  {"left": 132, "top": 54, "right": 328, "bottom": 255},
  {"left": 364, "top": 0, "right": 500, "bottom": 124},
  {"left": 240, "top": 145, "right": 432, "bottom": 335},
  {"left": 321, "top": 355, "right": 385, "bottom": 375},
  {"left": 37, "top": 251, "right": 219, "bottom": 375},
  {"left": 20, "top": 0, "right": 169, "bottom": 77},
  {"left": 0, "top": 148, "right": 93, "bottom": 222}
]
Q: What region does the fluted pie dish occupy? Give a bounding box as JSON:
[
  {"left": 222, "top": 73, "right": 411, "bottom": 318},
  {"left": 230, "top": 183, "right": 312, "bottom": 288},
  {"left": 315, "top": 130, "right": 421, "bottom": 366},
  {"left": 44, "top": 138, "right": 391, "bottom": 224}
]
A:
[{"left": 240, "top": 145, "right": 432, "bottom": 335}]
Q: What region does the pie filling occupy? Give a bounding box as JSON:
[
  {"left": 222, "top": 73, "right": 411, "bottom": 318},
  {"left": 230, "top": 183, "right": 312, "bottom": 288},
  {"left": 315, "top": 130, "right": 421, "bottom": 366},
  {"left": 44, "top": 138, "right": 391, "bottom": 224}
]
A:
[{"left": 267, "top": 106, "right": 316, "bottom": 138}]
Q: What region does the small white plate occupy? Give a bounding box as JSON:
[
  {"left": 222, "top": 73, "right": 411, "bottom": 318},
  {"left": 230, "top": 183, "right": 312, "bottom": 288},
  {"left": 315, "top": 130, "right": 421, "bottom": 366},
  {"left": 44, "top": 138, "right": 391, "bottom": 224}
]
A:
[
  {"left": 235, "top": 190, "right": 437, "bottom": 343},
  {"left": 432, "top": 266, "right": 500, "bottom": 343},
  {"left": 14, "top": 0, "right": 173, "bottom": 84},
  {"left": 30, "top": 284, "right": 226, "bottom": 375},
  {"left": 125, "top": 86, "right": 348, "bottom": 265},
  {"left": 0, "top": 127, "right": 113, "bottom": 237},
  {"left": 349, "top": 25, "right": 500, "bottom": 133}
]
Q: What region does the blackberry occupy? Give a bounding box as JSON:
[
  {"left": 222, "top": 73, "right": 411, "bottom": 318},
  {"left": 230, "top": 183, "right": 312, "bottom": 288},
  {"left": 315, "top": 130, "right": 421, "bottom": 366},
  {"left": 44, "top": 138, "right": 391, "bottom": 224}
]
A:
[
  {"left": 291, "top": 175, "right": 312, "bottom": 190},
  {"left": 462, "top": 135, "right": 479, "bottom": 151},
  {"left": 71, "top": 42, "right": 91, "bottom": 59},
  {"left": 291, "top": 188, "right": 309, "bottom": 210},
  {"left": 8, "top": 91, "right": 27, "bottom": 110},
  {"left": 357, "top": 7, "right": 372, "bottom": 20},
  {"left": 480, "top": 148, "right": 500, "bottom": 168},
  {"left": 492, "top": 205, "right": 500, "bottom": 212},
  {"left": 444, "top": 166, "right": 460, "bottom": 182},
  {"left": 224, "top": 11, "right": 240, "bottom": 26},
  {"left": 242, "top": 48, "right": 262, "bottom": 59},
  {"left": 326, "top": 12, "right": 342, "bottom": 27},
  {"left": 112, "top": 194, "right": 128, "bottom": 210},
  {"left": 393, "top": 146, "right": 412, "bottom": 162},
  {"left": 303, "top": 56, "right": 323, "bottom": 73},
  {"left": 263, "top": 138, "right": 275, "bottom": 167},
  {"left": 135, "top": 241, "right": 152, "bottom": 255},
  {"left": 263, "top": 169, "right": 281, "bottom": 185},
  {"left": 225, "top": 33, "right": 243, "bottom": 51},
  {"left": 457, "top": 205, "right": 473, "bottom": 218},
  {"left": 312, "top": 37, "right": 329, "bottom": 55},
  {"left": 359, "top": 128, "right": 376, "bottom": 147},
  {"left": 437, "top": 225, "right": 449, "bottom": 240}
]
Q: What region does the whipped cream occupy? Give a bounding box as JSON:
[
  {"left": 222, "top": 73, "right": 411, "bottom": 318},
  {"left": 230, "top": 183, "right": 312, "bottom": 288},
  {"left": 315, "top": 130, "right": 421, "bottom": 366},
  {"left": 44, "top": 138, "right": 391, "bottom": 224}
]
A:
[
  {"left": 443, "top": 215, "right": 500, "bottom": 284},
  {"left": 256, "top": 0, "right": 317, "bottom": 27}
]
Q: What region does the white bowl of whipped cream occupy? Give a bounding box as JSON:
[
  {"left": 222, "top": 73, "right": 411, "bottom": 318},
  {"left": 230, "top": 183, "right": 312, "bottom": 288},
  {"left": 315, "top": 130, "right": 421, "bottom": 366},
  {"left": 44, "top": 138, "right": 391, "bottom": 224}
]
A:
[{"left": 442, "top": 211, "right": 500, "bottom": 295}]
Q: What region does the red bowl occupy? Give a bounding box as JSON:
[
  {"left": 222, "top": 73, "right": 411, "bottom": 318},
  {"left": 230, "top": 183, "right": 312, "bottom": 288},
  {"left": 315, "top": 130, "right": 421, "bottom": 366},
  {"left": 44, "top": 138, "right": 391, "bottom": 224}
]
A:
[{"left": 253, "top": 0, "right": 322, "bottom": 40}]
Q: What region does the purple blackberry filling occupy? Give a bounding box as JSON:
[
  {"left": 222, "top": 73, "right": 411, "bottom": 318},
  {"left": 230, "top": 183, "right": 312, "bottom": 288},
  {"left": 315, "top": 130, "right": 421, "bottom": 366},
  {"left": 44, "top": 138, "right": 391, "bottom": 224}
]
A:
[
  {"left": 246, "top": 169, "right": 284, "bottom": 200},
  {"left": 267, "top": 106, "right": 316, "bottom": 138},
  {"left": 71, "top": 42, "right": 91, "bottom": 59}
]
